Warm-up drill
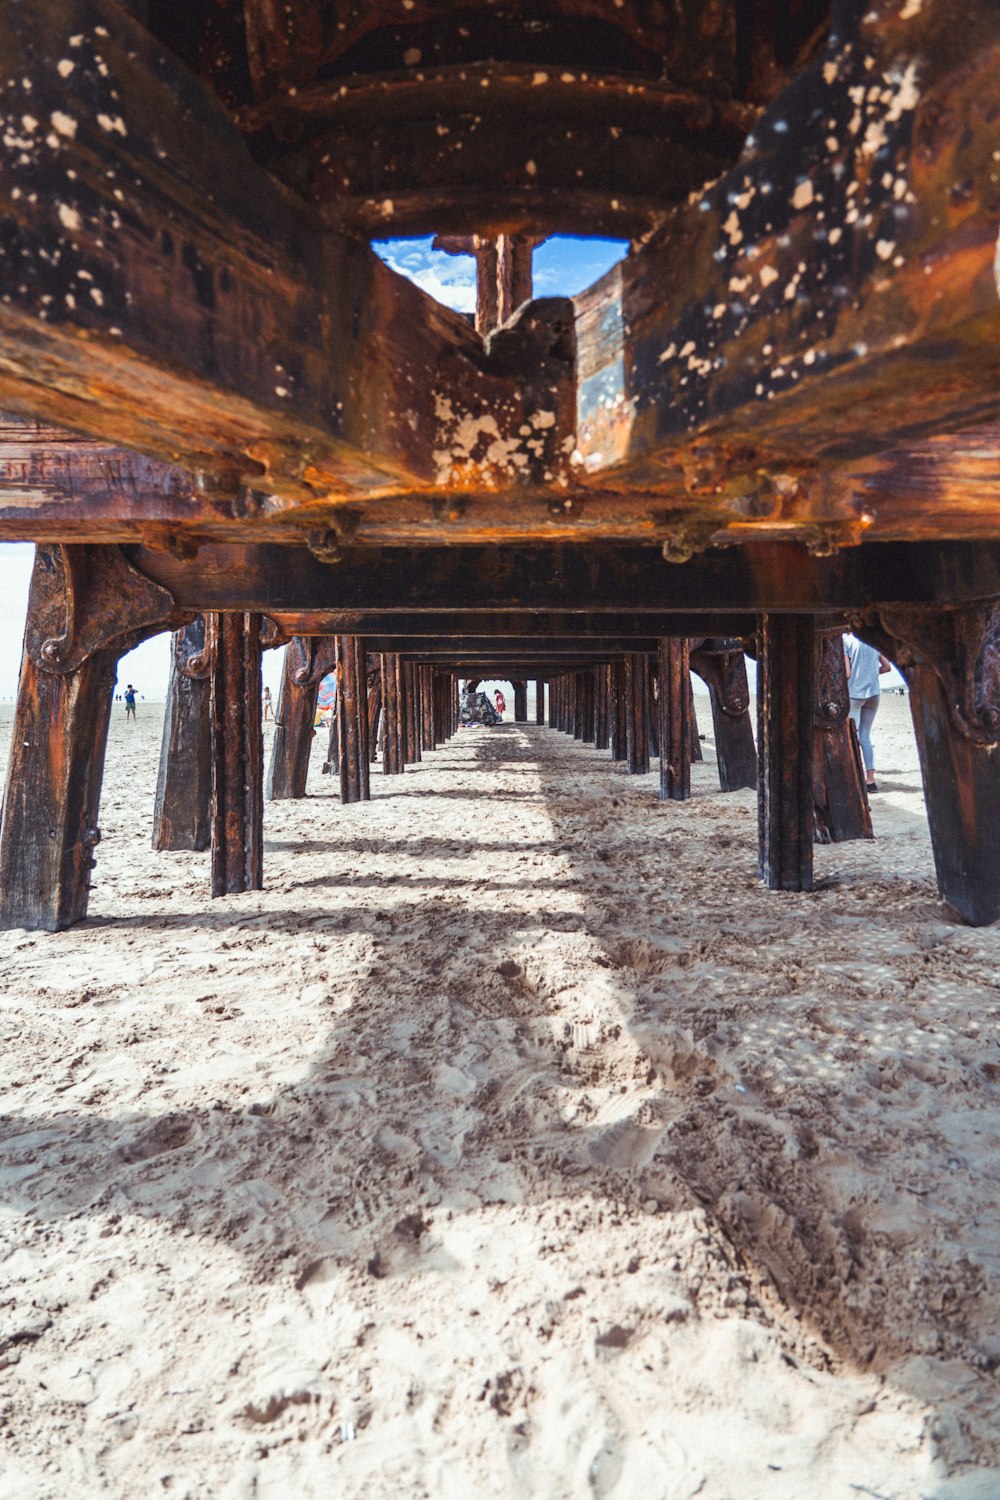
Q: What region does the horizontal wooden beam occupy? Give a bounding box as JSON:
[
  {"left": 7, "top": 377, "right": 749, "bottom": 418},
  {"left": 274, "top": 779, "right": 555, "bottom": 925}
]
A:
[
  {"left": 0, "top": 1, "right": 573, "bottom": 510},
  {"left": 263, "top": 610, "right": 757, "bottom": 639},
  {"left": 572, "top": 4, "right": 1000, "bottom": 540},
  {"left": 128, "top": 539, "right": 1000, "bottom": 616},
  {"left": 377, "top": 638, "right": 660, "bottom": 657},
  {"left": 0, "top": 0, "right": 998, "bottom": 555}
]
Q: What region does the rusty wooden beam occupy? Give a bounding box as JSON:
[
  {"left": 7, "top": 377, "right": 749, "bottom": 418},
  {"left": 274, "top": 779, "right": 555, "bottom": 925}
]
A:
[
  {"left": 1, "top": 3, "right": 999, "bottom": 556},
  {"left": 125, "top": 539, "right": 1000, "bottom": 620},
  {"left": 0, "top": 2, "right": 573, "bottom": 512}
]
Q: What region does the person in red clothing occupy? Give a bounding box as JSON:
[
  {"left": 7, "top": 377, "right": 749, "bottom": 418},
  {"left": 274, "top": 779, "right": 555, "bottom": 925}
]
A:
[{"left": 494, "top": 688, "right": 506, "bottom": 718}]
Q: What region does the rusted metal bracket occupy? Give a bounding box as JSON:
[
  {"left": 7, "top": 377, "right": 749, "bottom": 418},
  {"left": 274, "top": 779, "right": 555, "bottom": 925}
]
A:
[
  {"left": 813, "top": 627, "right": 851, "bottom": 733},
  {"left": 174, "top": 615, "right": 210, "bottom": 681},
  {"left": 867, "top": 604, "right": 1000, "bottom": 745},
  {"left": 260, "top": 616, "right": 290, "bottom": 651},
  {"left": 285, "top": 634, "right": 340, "bottom": 688},
  {"left": 26, "top": 545, "right": 182, "bottom": 674},
  {"left": 689, "top": 639, "right": 750, "bottom": 718}
]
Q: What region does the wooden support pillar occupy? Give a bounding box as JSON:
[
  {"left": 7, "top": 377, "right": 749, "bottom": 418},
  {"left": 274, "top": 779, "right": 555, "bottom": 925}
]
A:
[
  {"left": 757, "top": 615, "right": 814, "bottom": 892},
  {"left": 813, "top": 627, "right": 873, "bottom": 844},
  {"left": 266, "top": 645, "right": 319, "bottom": 801},
  {"left": 420, "top": 666, "right": 436, "bottom": 750},
  {"left": 690, "top": 640, "right": 758, "bottom": 793},
  {"left": 548, "top": 677, "right": 559, "bottom": 730},
  {"left": 648, "top": 663, "right": 661, "bottom": 757},
  {"left": 368, "top": 662, "right": 382, "bottom": 761},
  {"left": 688, "top": 679, "right": 703, "bottom": 761},
  {"left": 381, "top": 652, "right": 405, "bottom": 774},
  {"left": 867, "top": 603, "right": 1000, "bottom": 926},
  {"left": 658, "top": 639, "right": 692, "bottom": 801},
  {"left": 593, "top": 667, "right": 609, "bottom": 750},
  {"left": 153, "top": 618, "right": 211, "bottom": 850},
  {"left": 611, "top": 662, "right": 628, "bottom": 762},
  {"left": 336, "top": 636, "right": 371, "bottom": 803},
  {"left": 625, "top": 654, "right": 650, "bottom": 775},
  {"left": 209, "top": 612, "right": 264, "bottom": 897},
  {"left": 513, "top": 680, "right": 528, "bottom": 723},
  {"left": 535, "top": 679, "right": 546, "bottom": 725},
  {"left": 0, "top": 647, "right": 118, "bottom": 931},
  {"left": 1, "top": 544, "right": 180, "bottom": 929},
  {"left": 403, "top": 663, "right": 422, "bottom": 763}
]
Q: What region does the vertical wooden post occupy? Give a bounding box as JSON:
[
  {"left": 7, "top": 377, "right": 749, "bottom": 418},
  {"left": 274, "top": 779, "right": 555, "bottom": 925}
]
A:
[
  {"left": 0, "top": 646, "right": 118, "bottom": 931},
  {"left": 209, "top": 612, "right": 263, "bottom": 897},
  {"left": 420, "top": 666, "right": 436, "bottom": 750},
  {"left": 658, "top": 639, "right": 692, "bottom": 801},
  {"left": 648, "top": 662, "right": 661, "bottom": 758},
  {"left": 611, "top": 661, "right": 628, "bottom": 762},
  {"left": 688, "top": 678, "right": 703, "bottom": 761},
  {"left": 153, "top": 617, "right": 211, "bottom": 849},
  {"left": 513, "top": 680, "right": 528, "bottom": 722},
  {"left": 381, "top": 652, "right": 404, "bottom": 773},
  {"left": 535, "top": 679, "right": 546, "bottom": 724},
  {"left": 690, "top": 640, "right": 758, "bottom": 793},
  {"left": 757, "top": 614, "right": 814, "bottom": 892},
  {"left": 593, "top": 667, "right": 608, "bottom": 750},
  {"left": 266, "top": 644, "right": 319, "bottom": 801},
  {"left": 367, "top": 661, "right": 382, "bottom": 761},
  {"left": 401, "top": 662, "right": 421, "bottom": 764},
  {"left": 336, "top": 636, "right": 370, "bottom": 803},
  {"left": 625, "top": 654, "right": 650, "bottom": 774},
  {"left": 813, "top": 627, "right": 873, "bottom": 843}
]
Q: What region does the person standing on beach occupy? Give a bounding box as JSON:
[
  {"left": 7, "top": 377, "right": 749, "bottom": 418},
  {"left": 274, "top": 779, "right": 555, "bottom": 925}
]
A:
[
  {"left": 263, "top": 685, "right": 273, "bottom": 722},
  {"left": 494, "top": 688, "right": 506, "bottom": 719},
  {"left": 843, "top": 634, "right": 891, "bottom": 792},
  {"left": 124, "top": 683, "right": 137, "bottom": 722}
]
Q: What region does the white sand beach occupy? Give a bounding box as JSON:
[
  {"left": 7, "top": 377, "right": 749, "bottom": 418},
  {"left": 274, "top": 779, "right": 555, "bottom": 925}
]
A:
[{"left": 1, "top": 695, "right": 999, "bottom": 1499}]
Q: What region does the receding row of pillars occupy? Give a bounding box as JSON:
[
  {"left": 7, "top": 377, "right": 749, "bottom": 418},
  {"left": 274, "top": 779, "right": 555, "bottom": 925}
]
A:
[{"left": 3, "top": 603, "right": 999, "bottom": 931}]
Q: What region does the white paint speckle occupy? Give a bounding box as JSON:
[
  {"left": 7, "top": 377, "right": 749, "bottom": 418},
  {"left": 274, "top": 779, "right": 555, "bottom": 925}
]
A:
[
  {"left": 50, "top": 110, "right": 76, "bottom": 138},
  {"left": 791, "top": 180, "right": 814, "bottom": 210},
  {"left": 56, "top": 60, "right": 76, "bottom": 78},
  {"left": 96, "top": 113, "right": 127, "bottom": 136},
  {"left": 759, "top": 265, "right": 780, "bottom": 289},
  {"left": 57, "top": 202, "right": 81, "bottom": 231}
]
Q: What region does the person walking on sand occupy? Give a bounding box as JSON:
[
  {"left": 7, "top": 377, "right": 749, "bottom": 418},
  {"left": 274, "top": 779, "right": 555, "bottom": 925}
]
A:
[
  {"left": 843, "top": 634, "right": 891, "bottom": 792},
  {"left": 263, "top": 685, "right": 274, "bottom": 722},
  {"left": 494, "top": 688, "right": 506, "bottom": 719},
  {"left": 124, "top": 683, "right": 137, "bottom": 722}
]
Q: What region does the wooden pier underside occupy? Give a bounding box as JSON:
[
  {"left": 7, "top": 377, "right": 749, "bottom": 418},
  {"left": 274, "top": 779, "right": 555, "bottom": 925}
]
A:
[{"left": 2, "top": 0, "right": 1000, "bottom": 928}]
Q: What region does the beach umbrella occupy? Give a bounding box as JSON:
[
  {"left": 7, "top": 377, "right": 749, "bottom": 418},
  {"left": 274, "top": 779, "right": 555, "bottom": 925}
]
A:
[{"left": 316, "top": 672, "right": 337, "bottom": 710}]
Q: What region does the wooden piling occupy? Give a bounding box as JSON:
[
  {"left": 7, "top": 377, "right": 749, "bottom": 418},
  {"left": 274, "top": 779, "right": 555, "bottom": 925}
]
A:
[
  {"left": 153, "top": 618, "right": 212, "bottom": 849},
  {"left": 625, "top": 653, "right": 650, "bottom": 774},
  {"left": 209, "top": 612, "right": 264, "bottom": 897},
  {"left": 813, "top": 627, "right": 873, "bottom": 844},
  {"left": 336, "top": 636, "right": 371, "bottom": 802},
  {"left": 689, "top": 640, "right": 758, "bottom": 793},
  {"left": 266, "top": 645, "right": 319, "bottom": 801},
  {"left": 658, "top": 638, "right": 691, "bottom": 801},
  {"left": 757, "top": 614, "right": 814, "bottom": 892}
]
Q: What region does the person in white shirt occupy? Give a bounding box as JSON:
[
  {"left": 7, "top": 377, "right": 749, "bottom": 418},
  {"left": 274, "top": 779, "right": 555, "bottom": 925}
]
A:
[{"left": 843, "top": 634, "right": 892, "bottom": 792}]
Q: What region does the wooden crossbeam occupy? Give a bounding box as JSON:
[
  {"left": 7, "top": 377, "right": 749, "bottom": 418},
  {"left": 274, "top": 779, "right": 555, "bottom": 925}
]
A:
[
  {"left": 0, "top": 0, "right": 998, "bottom": 552},
  {"left": 0, "top": 1, "right": 573, "bottom": 513},
  {"left": 129, "top": 540, "right": 1000, "bottom": 615}
]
